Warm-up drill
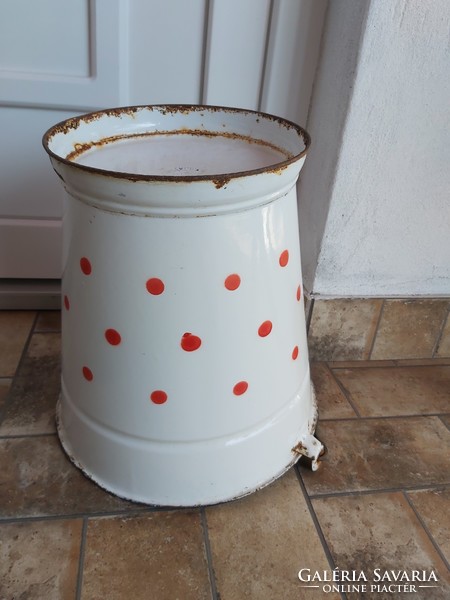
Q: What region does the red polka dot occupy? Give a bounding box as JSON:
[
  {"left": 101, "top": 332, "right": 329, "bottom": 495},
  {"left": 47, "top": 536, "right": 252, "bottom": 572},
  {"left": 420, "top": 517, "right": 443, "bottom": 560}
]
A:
[
  {"left": 80, "top": 257, "right": 92, "bottom": 275},
  {"left": 279, "top": 250, "right": 289, "bottom": 267},
  {"left": 146, "top": 278, "right": 165, "bottom": 295},
  {"left": 82, "top": 366, "right": 93, "bottom": 381},
  {"left": 296, "top": 285, "right": 301, "bottom": 302},
  {"left": 233, "top": 381, "right": 248, "bottom": 396},
  {"left": 292, "top": 346, "right": 299, "bottom": 360},
  {"left": 150, "top": 390, "right": 168, "bottom": 404},
  {"left": 105, "top": 328, "right": 121, "bottom": 345},
  {"left": 225, "top": 274, "right": 241, "bottom": 291},
  {"left": 258, "top": 320, "right": 273, "bottom": 337},
  {"left": 63, "top": 295, "right": 70, "bottom": 310},
  {"left": 181, "top": 332, "right": 202, "bottom": 352}
]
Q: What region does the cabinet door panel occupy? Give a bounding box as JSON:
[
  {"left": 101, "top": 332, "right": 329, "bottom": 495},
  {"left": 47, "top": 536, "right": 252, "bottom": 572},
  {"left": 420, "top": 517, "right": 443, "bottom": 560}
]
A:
[
  {"left": 0, "top": 0, "right": 325, "bottom": 283},
  {"left": 203, "top": 0, "right": 272, "bottom": 108}
]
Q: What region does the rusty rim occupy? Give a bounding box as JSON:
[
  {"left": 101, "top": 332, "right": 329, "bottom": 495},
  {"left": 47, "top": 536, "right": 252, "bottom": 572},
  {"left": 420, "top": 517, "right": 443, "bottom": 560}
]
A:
[{"left": 42, "top": 104, "right": 311, "bottom": 184}]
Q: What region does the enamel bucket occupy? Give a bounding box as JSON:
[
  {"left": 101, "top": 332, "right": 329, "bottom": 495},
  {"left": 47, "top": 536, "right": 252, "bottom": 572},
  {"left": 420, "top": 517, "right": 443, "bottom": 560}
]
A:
[{"left": 43, "top": 105, "right": 323, "bottom": 506}]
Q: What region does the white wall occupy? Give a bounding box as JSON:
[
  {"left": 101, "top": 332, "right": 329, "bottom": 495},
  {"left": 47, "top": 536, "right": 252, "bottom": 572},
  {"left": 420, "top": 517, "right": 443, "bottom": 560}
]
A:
[{"left": 299, "top": 0, "right": 450, "bottom": 297}]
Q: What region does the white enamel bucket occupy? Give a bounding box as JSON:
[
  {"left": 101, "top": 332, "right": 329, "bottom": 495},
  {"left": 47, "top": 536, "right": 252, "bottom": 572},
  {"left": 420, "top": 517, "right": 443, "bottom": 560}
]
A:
[{"left": 43, "top": 105, "right": 323, "bottom": 506}]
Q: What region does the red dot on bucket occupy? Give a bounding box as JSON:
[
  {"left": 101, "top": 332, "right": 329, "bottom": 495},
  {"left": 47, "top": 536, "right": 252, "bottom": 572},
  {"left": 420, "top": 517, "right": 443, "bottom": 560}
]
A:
[
  {"left": 63, "top": 295, "right": 70, "bottom": 311},
  {"left": 225, "top": 274, "right": 241, "bottom": 291},
  {"left": 105, "top": 329, "right": 121, "bottom": 345},
  {"left": 233, "top": 381, "right": 248, "bottom": 396},
  {"left": 292, "top": 346, "right": 299, "bottom": 360},
  {"left": 258, "top": 320, "right": 273, "bottom": 337},
  {"left": 296, "top": 285, "right": 301, "bottom": 302},
  {"left": 146, "top": 278, "right": 165, "bottom": 295},
  {"left": 151, "top": 390, "right": 168, "bottom": 405},
  {"left": 80, "top": 257, "right": 92, "bottom": 275},
  {"left": 82, "top": 366, "right": 93, "bottom": 381},
  {"left": 181, "top": 332, "right": 202, "bottom": 352},
  {"left": 279, "top": 250, "right": 289, "bottom": 267}
]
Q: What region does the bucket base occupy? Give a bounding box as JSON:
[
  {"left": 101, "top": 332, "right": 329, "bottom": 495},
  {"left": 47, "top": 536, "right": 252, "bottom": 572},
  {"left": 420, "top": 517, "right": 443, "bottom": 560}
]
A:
[{"left": 56, "top": 379, "right": 323, "bottom": 507}]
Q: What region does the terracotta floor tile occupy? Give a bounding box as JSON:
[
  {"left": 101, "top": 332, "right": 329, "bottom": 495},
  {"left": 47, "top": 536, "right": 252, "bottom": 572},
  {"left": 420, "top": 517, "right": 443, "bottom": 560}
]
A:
[
  {"left": 0, "top": 311, "right": 35, "bottom": 376},
  {"left": 301, "top": 417, "right": 450, "bottom": 495},
  {"left": 407, "top": 488, "right": 450, "bottom": 564},
  {"left": 371, "top": 299, "right": 449, "bottom": 360},
  {"left": 312, "top": 492, "right": 450, "bottom": 599},
  {"left": 333, "top": 365, "right": 450, "bottom": 417},
  {"left": 206, "top": 469, "right": 339, "bottom": 599},
  {"left": 308, "top": 299, "right": 382, "bottom": 361},
  {"left": 2, "top": 303, "right": 450, "bottom": 599},
  {"left": 0, "top": 378, "right": 11, "bottom": 410},
  {"left": 311, "top": 363, "right": 357, "bottom": 419},
  {"left": 0, "top": 519, "right": 82, "bottom": 600},
  {"left": 81, "top": 512, "right": 211, "bottom": 600},
  {"left": 34, "top": 310, "right": 62, "bottom": 332},
  {"left": 0, "top": 333, "right": 60, "bottom": 435},
  {"left": 436, "top": 313, "right": 450, "bottom": 357},
  {"left": 0, "top": 435, "right": 140, "bottom": 518}
]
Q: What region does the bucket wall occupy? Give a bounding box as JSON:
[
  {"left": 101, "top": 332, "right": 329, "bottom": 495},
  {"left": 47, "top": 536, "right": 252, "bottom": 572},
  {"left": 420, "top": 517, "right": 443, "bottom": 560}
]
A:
[{"left": 43, "top": 105, "right": 323, "bottom": 505}]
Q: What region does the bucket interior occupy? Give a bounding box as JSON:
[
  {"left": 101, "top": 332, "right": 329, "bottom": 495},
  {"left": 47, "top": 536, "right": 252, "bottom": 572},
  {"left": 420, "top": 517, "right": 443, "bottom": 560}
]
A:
[{"left": 43, "top": 105, "right": 310, "bottom": 181}]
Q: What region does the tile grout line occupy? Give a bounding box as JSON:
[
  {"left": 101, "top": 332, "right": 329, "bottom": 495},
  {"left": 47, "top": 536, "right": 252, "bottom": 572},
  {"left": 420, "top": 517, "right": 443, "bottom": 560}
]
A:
[
  {"left": 330, "top": 360, "right": 450, "bottom": 369},
  {"left": 318, "top": 413, "right": 450, "bottom": 423},
  {"left": 32, "top": 308, "right": 62, "bottom": 335},
  {"left": 431, "top": 304, "right": 450, "bottom": 358},
  {"left": 200, "top": 508, "right": 219, "bottom": 600},
  {"left": 306, "top": 296, "right": 315, "bottom": 334},
  {"left": 0, "top": 507, "right": 180, "bottom": 525},
  {"left": 304, "top": 482, "right": 450, "bottom": 501},
  {"left": 0, "top": 432, "right": 58, "bottom": 440},
  {"left": 367, "top": 298, "right": 385, "bottom": 360},
  {"left": 75, "top": 517, "right": 88, "bottom": 600},
  {"left": 402, "top": 491, "right": 450, "bottom": 573},
  {"left": 31, "top": 309, "right": 43, "bottom": 333},
  {"left": 325, "top": 363, "right": 362, "bottom": 418},
  {"left": 294, "top": 466, "right": 348, "bottom": 600},
  {"left": 0, "top": 312, "right": 39, "bottom": 426},
  {"left": 438, "top": 415, "right": 450, "bottom": 432}
]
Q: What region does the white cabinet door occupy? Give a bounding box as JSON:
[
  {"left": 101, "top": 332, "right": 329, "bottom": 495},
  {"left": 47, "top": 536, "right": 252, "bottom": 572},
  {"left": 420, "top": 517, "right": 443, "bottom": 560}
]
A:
[
  {"left": 0, "top": 0, "right": 127, "bottom": 279},
  {"left": 0, "top": 0, "right": 326, "bottom": 283}
]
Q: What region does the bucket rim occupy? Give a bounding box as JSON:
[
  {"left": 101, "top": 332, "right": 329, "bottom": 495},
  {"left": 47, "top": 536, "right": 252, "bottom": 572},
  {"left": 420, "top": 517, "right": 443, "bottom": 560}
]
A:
[{"left": 42, "top": 104, "right": 311, "bottom": 186}]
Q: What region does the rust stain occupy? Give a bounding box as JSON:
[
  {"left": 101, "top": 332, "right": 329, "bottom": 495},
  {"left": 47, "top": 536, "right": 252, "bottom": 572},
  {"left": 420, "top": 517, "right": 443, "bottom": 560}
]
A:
[
  {"left": 65, "top": 129, "right": 292, "bottom": 162},
  {"left": 212, "top": 176, "right": 231, "bottom": 189},
  {"left": 43, "top": 104, "right": 311, "bottom": 185},
  {"left": 292, "top": 440, "right": 327, "bottom": 458},
  {"left": 319, "top": 444, "right": 328, "bottom": 458},
  {"left": 292, "top": 441, "right": 308, "bottom": 456},
  {"left": 158, "top": 105, "right": 202, "bottom": 116}
]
